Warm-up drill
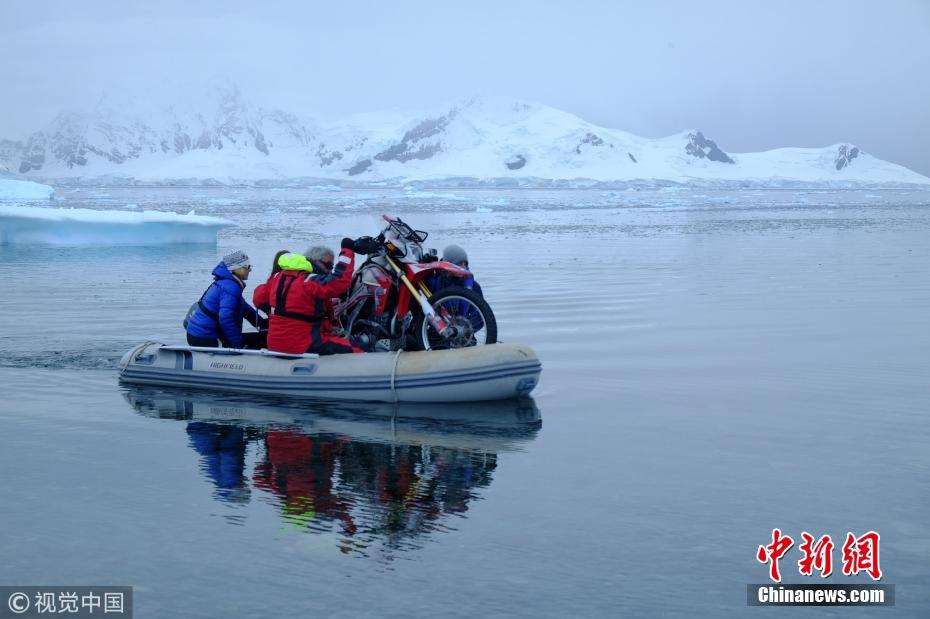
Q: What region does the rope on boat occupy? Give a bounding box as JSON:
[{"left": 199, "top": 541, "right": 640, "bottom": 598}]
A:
[
  {"left": 389, "top": 349, "right": 403, "bottom": 403},
  {"left": 133, "top": 341, "right": 159, "bottom": 362}
]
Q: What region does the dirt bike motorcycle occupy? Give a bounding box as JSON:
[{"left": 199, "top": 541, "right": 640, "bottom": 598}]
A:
[{"left": 333, "top": 215, "right": 497, "bottom": 351}]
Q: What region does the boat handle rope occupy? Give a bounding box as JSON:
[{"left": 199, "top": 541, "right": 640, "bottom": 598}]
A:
[
  {"left": 389, "top": 349, "right": 403, "bottom": 402},
  {"left": 133, "top": 340, "right": 159, "bottom": 362}
]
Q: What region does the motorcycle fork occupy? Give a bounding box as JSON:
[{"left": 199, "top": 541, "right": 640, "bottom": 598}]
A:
[
  {"left": 384, "top": 255, "right": 448, "bottom": 334},
  {"left": 417, "top": 281, "right": 432, "bottom": 297}
]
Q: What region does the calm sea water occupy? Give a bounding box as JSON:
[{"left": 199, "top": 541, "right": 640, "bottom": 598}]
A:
[{"left": 1, "top": 187, "right": 929, "bottom": 617}]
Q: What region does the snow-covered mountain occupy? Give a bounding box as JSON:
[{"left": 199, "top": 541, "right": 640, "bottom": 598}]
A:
[{"left": 2, "top": 82, "right": 927, "bottom": 186}]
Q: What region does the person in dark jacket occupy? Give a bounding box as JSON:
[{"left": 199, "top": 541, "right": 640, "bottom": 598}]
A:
[
  {"left": 425, "top": 244, "right": 486, "bottom": 335},
  {"left": 252, "top": 249, "right": 290, "bottom": 343},
  {"left": 253, "top": 249, "right": 290, "bottom": 317},
  {"left": 427, "top": 244, "right": 484, "bottom": 298},
  {"left": 186, "top": 249, "right": 261, "bottom": 349}
]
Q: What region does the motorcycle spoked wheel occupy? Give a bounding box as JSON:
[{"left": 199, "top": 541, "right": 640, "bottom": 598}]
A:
[{"left": 411, "top": 286, "right": 498, "bottom": 351}]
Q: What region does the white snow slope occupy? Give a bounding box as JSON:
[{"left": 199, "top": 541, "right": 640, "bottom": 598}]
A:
[
  {"left": 2, "top": 82, "right": 927, "bottom": 187},
  {"left": 0, "top": 205, "right": 230, "bottom": 246}
]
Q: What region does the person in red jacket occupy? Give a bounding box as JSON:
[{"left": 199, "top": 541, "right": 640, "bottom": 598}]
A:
[{"left": 254, "top": 237, "right": 375, "bottom": 355}]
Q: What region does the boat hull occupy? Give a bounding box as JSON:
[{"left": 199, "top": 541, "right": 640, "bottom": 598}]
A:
[{"left": 118, "top": 342, "right": 542, "bottom": 403}]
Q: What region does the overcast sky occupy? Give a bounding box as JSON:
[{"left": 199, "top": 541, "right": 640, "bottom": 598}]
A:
[{"left": 2, "top": 0, "right": 929, "bottom": 174}]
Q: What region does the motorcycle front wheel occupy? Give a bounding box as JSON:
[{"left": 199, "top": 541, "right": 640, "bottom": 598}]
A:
[{"left": 412, "top": 286, "right": 498, "bottom": 351}]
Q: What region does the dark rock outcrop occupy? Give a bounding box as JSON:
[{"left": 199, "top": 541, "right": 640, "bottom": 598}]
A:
[
  {"left": 46, "top": 113, "right": 89, "bottom": 168},
  {"left": 376, "top": 141, "right": 440, "bottom": 163},
  {"left": 317, "top": 144, "right": 343, "bottom": 167},
  {"left": 18, "top": 134, "right": 47, "bottom": 173},
  {"left": 173, "top": 129, "right": 192, "bottom": 154},
  {"left": 195, "top": 130, "right": 213, "bottom": 150},
  {"left": 575, "top": 132, "right": 605, "bottom": 154},
  {"left": 685, "top": 131, "right": 734, "bottom": 163},
  {"left": 835, "top": 144, "right": 860, "bottom": 170},
  {"left": 348, "top": 159, "right": 372, "bottom": 176},
  {"left": 253, "top": 132, "right": 269, "bottom": 155},
  {"left": 374, "top": 111, "right": 455, "bottom": 163},
  {"left": 506, "top": 155, "right": 526, "bottom": 170}
]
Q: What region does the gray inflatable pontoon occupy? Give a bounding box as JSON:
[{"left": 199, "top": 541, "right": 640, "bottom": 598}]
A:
[{"left": 118, "top": 342, "right": 541, "bottom": 403}]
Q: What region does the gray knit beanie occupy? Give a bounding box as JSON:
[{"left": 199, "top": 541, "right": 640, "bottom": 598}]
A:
[{"left": 223, "top": 249, "right": 251, "bottom": 271}]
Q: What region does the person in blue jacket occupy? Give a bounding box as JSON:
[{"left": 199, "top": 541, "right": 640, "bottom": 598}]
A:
[{"left": 186, "top": 249, "right": 261, "bottom": 348}]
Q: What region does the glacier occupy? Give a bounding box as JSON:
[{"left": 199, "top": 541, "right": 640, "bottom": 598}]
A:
[
  {"left": 0, "top": 204, "right": 230, "bottom": 246},
  {"left": 0, "top": 178, "right": 56, "bottom": 200},
  {"left": 1, "top": 82, "right": 928, "bottom": 187}
]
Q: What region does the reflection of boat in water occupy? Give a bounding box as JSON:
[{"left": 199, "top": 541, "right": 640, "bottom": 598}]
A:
[
  {"left": 124, "top": 385, "right": 540, "bottom": 452},
  {"left": 118, "top": 342, "right": 542, "bottom": 403},
  {"left": 122, "top": 386, "right": 541, "bottom": 559}
]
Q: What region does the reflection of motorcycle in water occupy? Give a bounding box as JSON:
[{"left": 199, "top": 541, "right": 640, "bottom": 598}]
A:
[
  {"left": 334, "top": 215, "right": 497, "bottom": 351},
  {"left": 123, "top": 386, "right": 540, "bottom": 557}
]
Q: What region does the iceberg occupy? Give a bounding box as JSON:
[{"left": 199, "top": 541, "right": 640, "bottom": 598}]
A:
[
  {"left": 0, "top": 205, "right": 230, "bottom": 246},
  {"left": 0, "top": 179, "right": 55, "bottom": 201}
]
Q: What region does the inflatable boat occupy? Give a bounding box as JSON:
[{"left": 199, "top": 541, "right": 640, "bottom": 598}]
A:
[{"left": 118, "top": 342, "right": 541, "bottom": 403}]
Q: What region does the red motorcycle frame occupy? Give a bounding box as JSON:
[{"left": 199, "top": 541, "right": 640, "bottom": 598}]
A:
[{"left": 334, "top": 215, "right": 496, "bottom": 351}]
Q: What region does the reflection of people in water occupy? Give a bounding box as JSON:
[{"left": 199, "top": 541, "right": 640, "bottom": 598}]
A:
[
  {"left": 185, "top": 422, "right": 251, "bottom": 503},
  {"left": 181, "top": 421, "right": 501, "bottom": 546},
  {"left": 126, "top": 387, "right": 538, "bottom": 557},
  {"left": 167, "top": 419, "right": 513, "bottom": 555},
  {"left": 252, "top": 430, "right": 358, "bottom": 536}
]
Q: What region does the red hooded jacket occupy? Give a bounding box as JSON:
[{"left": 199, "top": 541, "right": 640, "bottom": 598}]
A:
[{"left": 253, "top": 249, "right": 355, "bottom": 354}]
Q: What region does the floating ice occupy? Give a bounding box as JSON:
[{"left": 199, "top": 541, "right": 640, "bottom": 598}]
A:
[
  {"left": 308, "top": 185, "right": 342, "bottom": 192},
  {"left": 0, "top": 179, "right": 55, "bottom": 201},
  {"left": 404, "top": 191, "right": 468, "bottom": 201},
  {"left": 0, "top": 204, "right": 230, "bottom": 246}
]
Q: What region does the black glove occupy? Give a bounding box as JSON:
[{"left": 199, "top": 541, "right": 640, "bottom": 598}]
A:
[{"left": 352, "top": 236, "right": 378, "bottom": 255}]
